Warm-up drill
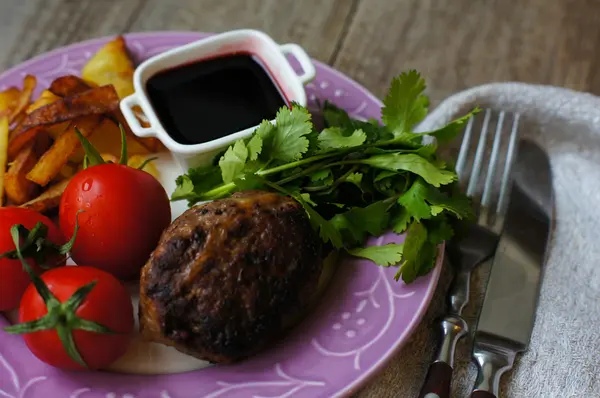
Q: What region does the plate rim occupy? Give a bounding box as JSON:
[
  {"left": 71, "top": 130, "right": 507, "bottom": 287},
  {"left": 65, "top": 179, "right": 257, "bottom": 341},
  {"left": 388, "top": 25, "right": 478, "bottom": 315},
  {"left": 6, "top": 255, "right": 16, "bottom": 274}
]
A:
[{"left": 0, "top": 31, "right": 444, "bottom": 398}]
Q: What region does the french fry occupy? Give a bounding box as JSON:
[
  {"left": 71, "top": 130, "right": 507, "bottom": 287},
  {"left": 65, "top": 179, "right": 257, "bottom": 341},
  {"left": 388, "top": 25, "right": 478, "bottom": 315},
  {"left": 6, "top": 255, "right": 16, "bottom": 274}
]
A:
[
  {"left": 4, "top": 131, "right": 51, "bottom": 205},
  {"left": 82, "top": 36, "right": 135, "bottom": 99},
  {"left": 20, "top": 85, "right": 119, "bottom": 130},
  {"left": 8, "top": 112, "right": 26, "bottom": 142},
  {"left": 26, "top": 90, "right": 61, "bottom": 113},
  {"left": 20, "top": 178, "right": 71, "bottom": 214},
  {"left": 49, "top": 75, "right": 94, "bottom": 97},
  {"left": 26, "top": 90, "right": 69, "bottom": 139},
  {"left": 8, "top": 85, "right": 118, "bottom": 158},
  {"left": 6, "top": 75, "right": 37, "bottom": 124},
  {"left": 0, "top": 76, "right": 37, "bottom": 124},
  {"left": 5, "top": 142, "right": 39, "bottom": 204},
  {"left": 0, "top": 117, "right": 8, "bottom": 206},
  {"left": 26, "top": 116, "right": 103, "bottom": 186},
  {"left": 53, "top": 163, "right": 77, "bottom": 182},
  {"left": 7, "top": 127, "right": 44, "bottom": 160},
  {"left": 0, "top": 88, "right": 21, "bottom": 119}
]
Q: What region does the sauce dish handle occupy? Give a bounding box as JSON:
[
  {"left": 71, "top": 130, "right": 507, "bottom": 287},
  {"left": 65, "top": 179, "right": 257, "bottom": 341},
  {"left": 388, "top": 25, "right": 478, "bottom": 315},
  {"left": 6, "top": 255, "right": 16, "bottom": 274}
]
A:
[
  {"left": 120, "top": 93, "right": 155, "bottom": 138},
  {"left": 279, "top": 43, "right": 316, "bottom": 84}
]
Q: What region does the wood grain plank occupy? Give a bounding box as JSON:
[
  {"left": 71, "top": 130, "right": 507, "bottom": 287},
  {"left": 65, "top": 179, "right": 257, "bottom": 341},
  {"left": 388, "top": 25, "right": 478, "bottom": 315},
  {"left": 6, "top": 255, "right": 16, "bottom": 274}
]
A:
[
  {"left": 0, "top": 0, "right": 146, "bottom": 71},
  {"left": 333, "top": 0, "right": 600, "bottom": 105},
  {"left": 128, "top": 0, "right": 355, "bottom": 63},
  {"left": 0, "top": 0, "right": 43, "bottom": 70}
]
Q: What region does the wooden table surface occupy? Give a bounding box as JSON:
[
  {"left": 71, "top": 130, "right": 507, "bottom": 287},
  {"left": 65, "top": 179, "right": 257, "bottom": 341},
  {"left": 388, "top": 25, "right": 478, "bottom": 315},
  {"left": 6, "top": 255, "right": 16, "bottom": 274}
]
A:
[{"left": 0, "top": 1, "right": 596, "bottom": 397}]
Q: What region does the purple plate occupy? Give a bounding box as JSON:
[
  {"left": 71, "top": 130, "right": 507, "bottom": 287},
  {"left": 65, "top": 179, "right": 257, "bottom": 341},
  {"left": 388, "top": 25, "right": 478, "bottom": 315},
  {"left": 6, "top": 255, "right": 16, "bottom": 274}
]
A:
[{"left": 0, "top": 32, "right": 442, "bottom": 398}]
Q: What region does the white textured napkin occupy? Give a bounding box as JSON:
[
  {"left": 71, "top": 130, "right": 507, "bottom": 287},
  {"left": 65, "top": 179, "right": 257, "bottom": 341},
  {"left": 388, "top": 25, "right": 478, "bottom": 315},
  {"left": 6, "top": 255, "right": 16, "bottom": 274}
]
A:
[{"left": 358, "top": 83, "right": 600, "bottom": 398}]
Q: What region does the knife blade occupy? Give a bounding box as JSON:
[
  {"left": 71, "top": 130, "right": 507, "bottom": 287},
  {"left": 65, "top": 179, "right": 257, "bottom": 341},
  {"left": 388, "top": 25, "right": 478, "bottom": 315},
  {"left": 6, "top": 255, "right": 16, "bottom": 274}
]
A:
[{"left": 470, "top": 139, "right": 553, "bottom": 398}]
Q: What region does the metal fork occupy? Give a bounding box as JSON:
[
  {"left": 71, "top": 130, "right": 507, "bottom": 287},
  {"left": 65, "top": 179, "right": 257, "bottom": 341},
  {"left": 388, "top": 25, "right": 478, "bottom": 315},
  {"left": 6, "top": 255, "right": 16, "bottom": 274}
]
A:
[{"left": 417, "top": 109, "right": 520, "bottom": 398}]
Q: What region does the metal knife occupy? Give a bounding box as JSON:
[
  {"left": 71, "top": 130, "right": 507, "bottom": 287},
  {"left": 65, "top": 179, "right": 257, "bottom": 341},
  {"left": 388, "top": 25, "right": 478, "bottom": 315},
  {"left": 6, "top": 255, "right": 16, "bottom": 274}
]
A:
[{"left": 469, "top": 139, "right": 554, "bottom": 398}]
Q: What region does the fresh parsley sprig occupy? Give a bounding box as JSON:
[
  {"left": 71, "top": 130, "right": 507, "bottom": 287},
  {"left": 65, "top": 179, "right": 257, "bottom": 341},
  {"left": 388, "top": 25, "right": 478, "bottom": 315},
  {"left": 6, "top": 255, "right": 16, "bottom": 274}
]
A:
[{"left": 172, "top": 70, "right": 478, "bottom": 283}]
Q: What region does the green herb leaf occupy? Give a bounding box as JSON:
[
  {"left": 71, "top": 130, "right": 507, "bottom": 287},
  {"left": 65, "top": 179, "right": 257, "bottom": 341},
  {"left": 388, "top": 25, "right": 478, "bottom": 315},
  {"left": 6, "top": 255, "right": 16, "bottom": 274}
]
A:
[
  {"left": 415, "top": 143, "right": 437, "bottom": 158},
  {"left": 342, "top": 172, "right": 363, "bottom": 187},
  {"left": 374, "top": 170, "right": 397, "bottom": 182},
  {"left": 310, "top": 168, "right": 333, "bottom": 182},
  {"left": 426, "top": 188, "right": 474, "bottom": 219},
  {"left": 267, "top": 107, "right": 313, "bottom": 162},
  {"left": 427, "top": 216, "right": 454, "bottom": 244},
  {"left": 361, "top": 153, "right": 456, "bottom": 187},
  {"left": 219, "top": 140, "right": 248, "bottom": 183},
  {"left": 171, "top": 175, "right": 196, "bottom": 201},
  {"left": 398, "top": 179, "right": 432, "bottom": 221},
  {"left": 395, "top": 221, "right": 434, "bottom": 283},
  {"left": 391, "top": 207, "right": 412, "bottom": 234},
  {"left": 298, "top": 196, "right": 343, "bottom": 248},
  {"left": 172, "top": 166, "right": 223, "bottom": 202},
  {"left": 331, "top": 201, "right": 390, "bottom": 245},
  {"left": 318, "top": 127, "right": 367, "bottom": 150},
  {"left": 233, "top": 173, "right": 265, "bottom": 191},
  {"left": 322, "top": 101, "right": 384, "bottom": 142},
  {"left": 247, "top": 133, "right": 263, "bottom": 161},
  {"left": 426, "top": 107, "right": 481, "bottom": 144},
  {"left": 382, "top": 70, "right": 429, "bottom": 137},
  {"left": 348, "top": 243, "right": 404, "bottom": 266}
]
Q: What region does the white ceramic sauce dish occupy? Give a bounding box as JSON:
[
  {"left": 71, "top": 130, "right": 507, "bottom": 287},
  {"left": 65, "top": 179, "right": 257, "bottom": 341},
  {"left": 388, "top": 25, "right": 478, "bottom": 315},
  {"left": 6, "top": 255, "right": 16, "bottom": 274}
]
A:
[{"left": 120, "top": 29, "right": 316, "bottom": 171}]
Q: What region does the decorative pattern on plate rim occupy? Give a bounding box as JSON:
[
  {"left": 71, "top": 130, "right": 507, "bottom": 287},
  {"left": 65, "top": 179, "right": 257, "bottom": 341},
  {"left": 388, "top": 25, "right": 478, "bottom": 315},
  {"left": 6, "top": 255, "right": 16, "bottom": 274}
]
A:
[
  {"left": 0, "top": 353, "right": 47, "bottom": 398},
  {"left": 0, "top": 32, "right": 442, "bottom": 398},
  {"left": 312, "top": 236, "right": 418, "bottom": 371}
]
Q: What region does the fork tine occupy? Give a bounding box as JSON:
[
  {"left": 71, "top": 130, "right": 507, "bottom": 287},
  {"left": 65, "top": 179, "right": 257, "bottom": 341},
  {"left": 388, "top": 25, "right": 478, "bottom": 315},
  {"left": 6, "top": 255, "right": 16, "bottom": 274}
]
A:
[
  {"left": 481, "top": 111, "right": 505, "bottom": 210},
  {"left": 496, "top": 113, "right": 520, "bottom": 217},
  {"left": 456, "top": 116, "right": 475, "bottom": 183},
  {"left": 466, "top": 109, "right": 492, "bottom": 197}
]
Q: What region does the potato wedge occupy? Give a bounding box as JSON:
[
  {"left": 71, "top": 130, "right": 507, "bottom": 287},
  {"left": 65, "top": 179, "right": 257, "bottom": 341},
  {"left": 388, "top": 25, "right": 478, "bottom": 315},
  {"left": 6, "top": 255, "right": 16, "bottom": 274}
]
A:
[
  {"left": 8, "top": 112, "right": 26, "bottom": 141},
  {"left": 128, "top": 155, "right": 160, "bottom": 180},
  {"left": 26, "top": 116, "right": 102, "bottom": 186},
  {"left": 4, "top": 132, "right": 51, "bottom": 205},
  {"left": 7, "top": 127, "right": 44, "bottom": 160},
  {"left": 82, "top": 36, "right": 135, "bottom": 99},
  {"left": 53, "top": 163, "right": 77, "bottom": 182},
  {"left": 0, "top": 117, "right": 8, "bottom": 206},
  {"left": 69, "top": 117, "right": 150, "bottom": 163},
  {"left": 20, "top": 85, "right": 119, "bottom": 130},
  {"left": 5, "top": 143, "right": 40, "bottom": 204},
  {"left": 26, "top": 90, "right": 69, "bottom": 139},
  {"left": 20, "top": 178, "right": 71, "bottom": 214},
  {"left": 49, "top": 75, "right": 94, "bottom": 97},
  {"left": 26, "top": 90, "right": 61, "bottom": 114},
  {"left": 8, "top": 85, "right": 118, "bottom": 158}
]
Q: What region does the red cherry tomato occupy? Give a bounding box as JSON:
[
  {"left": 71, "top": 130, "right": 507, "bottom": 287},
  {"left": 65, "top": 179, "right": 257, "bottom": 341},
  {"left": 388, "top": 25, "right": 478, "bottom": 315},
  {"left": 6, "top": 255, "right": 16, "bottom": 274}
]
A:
[
  {"left": 18, "top": 266, "right": 134, "bottom": 370},
  {"left": 0, "top": 208, "right": 66, "bottom": 311},
  {"left": 59, "top": 163, "right": 171, "bottom": 279}
]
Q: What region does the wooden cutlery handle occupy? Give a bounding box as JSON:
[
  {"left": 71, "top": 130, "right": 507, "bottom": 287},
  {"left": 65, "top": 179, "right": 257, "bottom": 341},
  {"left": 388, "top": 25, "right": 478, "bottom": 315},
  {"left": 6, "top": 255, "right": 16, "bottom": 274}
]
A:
[
  {"left": 417, "top": 361, "right": 453, "bottom": 398},
  {"left": 418, "top": 315, "right": 468, "bottom": 398},
  {"left": 470, "top": 391, "right": 496, "bottom": 398}
]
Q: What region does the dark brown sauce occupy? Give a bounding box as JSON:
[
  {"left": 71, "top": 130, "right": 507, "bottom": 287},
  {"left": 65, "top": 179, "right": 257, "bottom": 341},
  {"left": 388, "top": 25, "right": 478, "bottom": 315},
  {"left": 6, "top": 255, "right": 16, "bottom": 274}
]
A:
[{"left": 146, "top": 53, "right": 288, "bottom": 146}]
